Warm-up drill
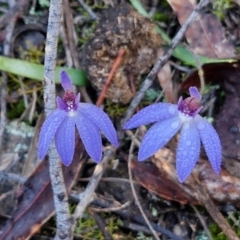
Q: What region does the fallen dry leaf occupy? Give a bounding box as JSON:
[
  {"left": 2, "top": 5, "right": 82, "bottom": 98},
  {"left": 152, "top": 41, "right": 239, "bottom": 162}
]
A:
[
  {"left": 167, "top": 0, "right": 236, "bottom": 58},
  {"left": 0, "top": 139, "right": 85, "bottom": 240},
  {"left": 21, "top": 113, "right": 44, "bottom": 177},
  {"left": 132, "top": 147, "right": 240, "bottom": 207},
  {"left": 131, "top": 160, "right": 198, "bottom": 204},
  {"left": 153, "top": 148, "right": 240, "bottom": 240}
]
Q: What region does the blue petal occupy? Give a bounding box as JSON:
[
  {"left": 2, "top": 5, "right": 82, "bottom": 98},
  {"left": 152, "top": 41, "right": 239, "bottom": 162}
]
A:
[
  {"left": 78, "top": 103, "right": 118, "bottom": 147},
  {"left": 176, "top": 120, "right": 200, "bottom": 182},
  {"left": 75, "top": 113, "right": 102, "bottom": 162},
  {"left": 60, "top": 70, "right": 73, "bottom": 91},
  {"left": 56, "top": 96, "right": 67, "bottom": 110},
  {"left": 55, "top": 116, "right": 76, "bottom": 166},
  {"left": 189, "top": 87, "right": 201, "bottom": 100},
  {"left": 123, "top": 103, "right": 178, "bottom": 129},
  {"left": 38, "top": 109, "right": 67, "bottom": 160},
  {"left": 194, "top": 115, "right": 222, "bottom": 174},
  {"left": 138, "top": 116, "right": 182, "bottom": 161},
  {"left": 75, "top": 93, "right": 80, "bottom": 105}
]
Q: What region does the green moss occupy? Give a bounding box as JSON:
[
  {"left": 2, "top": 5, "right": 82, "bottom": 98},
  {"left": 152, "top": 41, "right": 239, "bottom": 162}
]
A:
[
  {"left": 136, "top": 232, "right": 153, "bottom": 240},
  {"left": 212, "top": 0, "right": 234, "bottom": 20},
  {"left": 209, "top": 223, "right": 226, "bottom": 240},
  {"left": 105, "top": 100, "right": 128, "bottom": 118},
  {"left": 208, "top": 211, "right": 240, "bottom": 240},
  {"left": 77, "top": 21, "right": 98, "bottom": 44},
  {"left": 74, "top": 211, "right": 119, "bottom": 239},
  {"left": 153, "top": 12, "right": 169, "bottom": 22},
  {"left": 75, "top": 214, "right": 104, "bottom": 239},
  {"left": 17, "top": 44, "right": 45, "bottom": 64},
  {"left": 7, "top": 99, "right": 25, "bottom": 119}
]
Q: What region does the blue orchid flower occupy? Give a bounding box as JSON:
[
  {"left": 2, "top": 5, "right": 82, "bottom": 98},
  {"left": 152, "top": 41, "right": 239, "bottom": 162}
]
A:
[
  {"left": 123, "top": 87, "right": 221, "bottom": 182},
  {"left": 38, "top": 71, "right": 118, "bottom": 166}
]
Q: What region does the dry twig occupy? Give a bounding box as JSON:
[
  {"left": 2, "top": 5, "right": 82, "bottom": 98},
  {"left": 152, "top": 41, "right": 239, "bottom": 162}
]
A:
[
  {"left": 0, "top": 0, "right": 29, "bottom": 30},
  {"left": 71, "top": 147, "right": 115, "bottom": 231},
  {"left": 43, "top": 0, "right": 72, "bottom": 239},
  {"left": 70, "top": 192, "right": 185, "bottom": 240},
  {"left": 96, "top": 47, "right": 125, "bottom": 106},
  {"left": 192, "top": 175, "right": 240, "bottom": 240},
  {"left": 77, "top": 0, "right": 99, "bottom": 20},
  {"left": 90, "top": 200, "right": 131, "bottom": 213},
  {"left": 123, "top": 0, "right": 210, "bottom": 124},
  {"left": 79, "top": 176, "right": 139, "bottom": 185},
  {"left": 0, "top": 1, "right": 17, "bottom": 150},
  {"left": 128, "top": 129, "right": 160, "bottom": 240},
  {"left": 89, "top": 210, "right": 113, "bottom": 240},
  {"left": 191, "top": 205, "right": 213, "bottom": 240},
  {"left": 60, "top": 24, "right": 73, "bottom": 68}
]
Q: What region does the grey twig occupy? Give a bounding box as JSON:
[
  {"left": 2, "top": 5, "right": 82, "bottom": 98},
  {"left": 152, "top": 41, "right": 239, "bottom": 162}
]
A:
[
  {"left": 43, "top": 0, "right": 72, "bottom": 239},
  {"left": 0, "top": 171, "right": 26, "bottom": 183},
  {"left": 89, "top": 210, "right": 113, "bottom": 240},
  {"left": 0, "top": 4, "right": 16, "bottom": 150},
  {"left": 71, "top": 146, "right": 115, "bottom": 231},
  {"left": 122, "top": 0, "right": 210, "bottom": 124},
  {"left": 77, "top": 0, "right": 99, "bottom": 20},
  {"left": 0, "top": 72, "right": 7, "bottom": 151},
  {"left": 90, "top": 200, "right": 131, "bottom": 212},
  {"left": 192, "top": 175, "right": 240, "bottom": 240},
  {"left": 69, "top": 192, "right": 185, "bottom": 240},
  {"left": 60, "top": 24, "right": 73, "bottom": 68},
  {"left": 0, "top": 0, "right": 29, "bottom": 30},
  {"left": 191, "top": 205, "right": 213, "bottom": 240},
  {"left": 128, "top": 129, "right": 160, "bottom": 240}
]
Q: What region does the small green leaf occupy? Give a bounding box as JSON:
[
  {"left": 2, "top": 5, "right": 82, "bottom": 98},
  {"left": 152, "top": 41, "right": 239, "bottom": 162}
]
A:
[
  {"left": 0, "top": 56, "right": 87, "bottom": 86},
  {"left": 130, "top": 0, "right": 236, "bottom": 66}
]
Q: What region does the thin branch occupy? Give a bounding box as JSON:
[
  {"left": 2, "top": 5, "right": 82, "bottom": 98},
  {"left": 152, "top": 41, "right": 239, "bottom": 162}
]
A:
[
  {"left": 186, "top": 44, "right": 205, "bottom": 94},
  {"left": 77, "top": 0, "right": 99, "bottom": 20},
  {"left": 0, "top": 171, "right": 26, "bottom": 183},
  {"left": 0, "top": 0, "right": 29, "bottom": 30},
  {"left": 79, "top": 176, "right": 139, "bottom": 185},
  {"left": 60, "top": 24, "right": 73, "bottom": 68},
  {"left": 0, "top": 73, "right": 7, "bottom": 151},
  {"left": 128, "top": 129, "right": 160, "bottom": 240},
  {"left": 71, "top": 146, "right": 115, "bottom": 231},
  {"left": 0, "top": 7, "right": 16, "bottom": 150},
  {"left": 90, "top": 200, "right": 131, "bottom": 212},
  {"left": 43, "top": 0, "right": 72, "bottom": 239},
  {"left": 69, "top": 192, "right": 185, "bottom": 240},
  {"left": 192, "top": 175, "right": 240, "bottom": 240},
  {"left": 29, "top": 85, "right": 37, "bottom": 123},
  {"left": 122, "top": 0, "right": 210, "bottom": 124},
  {"left": 191, "top": 205, "right": 212, "bottom": 240},
  {"left": 96, "top": 47, "right": 125, "bottom": 106},
  {"left": 19, "top": 77, "right": 29, "bottom": 108},
  {"left": 89, "top": 210, "right": 113, "bottom": 240},
  {"left": 125, "top": 130, "right": 141, "bottom": 146}
]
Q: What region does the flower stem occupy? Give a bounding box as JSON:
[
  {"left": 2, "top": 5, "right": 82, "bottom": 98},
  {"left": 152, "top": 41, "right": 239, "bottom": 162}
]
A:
[{"left": 43, "top": 0, "right": 72, "bottom": 239}]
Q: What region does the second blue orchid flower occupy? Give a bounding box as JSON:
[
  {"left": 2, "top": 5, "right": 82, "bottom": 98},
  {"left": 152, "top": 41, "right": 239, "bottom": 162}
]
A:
[
  {"left": 38, "top": 71, "right": 118, "bottom": 166},
  {"left": 124, "top": 87, "right": 222, "bottom": 182}
]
